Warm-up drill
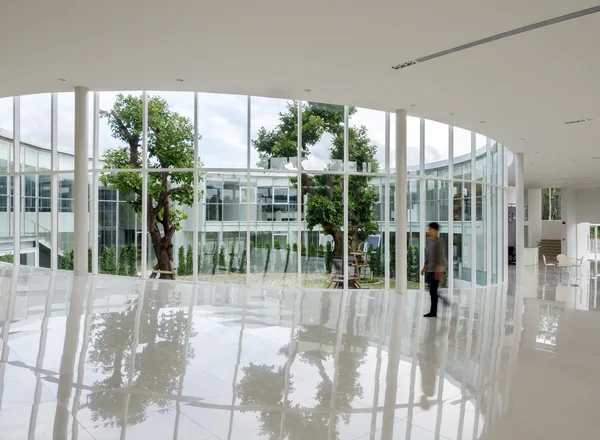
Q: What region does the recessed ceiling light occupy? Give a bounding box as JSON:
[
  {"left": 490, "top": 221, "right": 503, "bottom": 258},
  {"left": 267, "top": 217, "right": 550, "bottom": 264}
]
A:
[
  {"left": 534, "top": 151, "right": 539, "bottom": 154},
  {"left": 58, "top": 78, "right": 66, "bottom": 82},
  {"left": 176, "top": 78, "right": 184, "bottom": 82},
  {"left": 409, "top": 104, "right": 416, "bottom": 107},
  {"left": 520, "top": 137, "right": 526, "bottom": 141},
  {"left": 480, "top": 121, "right": 485, "bottom": 124},
  {"left": 592, "top": 156, "right": 600, "bottom": 160},
  {"left": 304, "top": 89, "right": 311, "bottom": 92},
  {"left": 450, "top": 112, "right": 455, "bottom": 116}
]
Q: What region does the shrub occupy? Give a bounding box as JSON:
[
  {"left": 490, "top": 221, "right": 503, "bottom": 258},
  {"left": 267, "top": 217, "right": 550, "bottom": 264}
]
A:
[
  {"left": 127, "top": 245, "right": 138, "bottom": 277},
  {"left": 318, "top": 244, "right": 324, "bottom": 258},
  {"left": 301, "top": 243, "right": 306, "bottom": 257},
  {"left": 118, "top": 246, "right": 128, "bottom": 276},
  {"left": 274, "top": 240, "right": 281, "bottom": 250},
  {"left": 178, "top": 246, "right": 187, "bottom": 275},
  {"left": 309, "top": 243, "right": 316, "bottom": 258},
  {"left": 228, "top": 243, "right": 236, "bottom": 273},
  {"left": 186, "top": 245, "right": 193, "bottom": 276},
  {"left": 292, "top": 243, "right": 298, "bottom": 253}
]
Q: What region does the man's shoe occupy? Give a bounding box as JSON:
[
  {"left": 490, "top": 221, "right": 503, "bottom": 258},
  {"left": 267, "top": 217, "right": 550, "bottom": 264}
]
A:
[{"left": 423, "top": 313, "right": 437, "bottom": 318}]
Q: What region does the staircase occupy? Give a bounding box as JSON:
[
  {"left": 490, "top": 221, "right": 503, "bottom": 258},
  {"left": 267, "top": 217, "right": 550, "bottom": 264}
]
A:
[{"left": 539, "top": 239, "right": 562, "bottom": 263}]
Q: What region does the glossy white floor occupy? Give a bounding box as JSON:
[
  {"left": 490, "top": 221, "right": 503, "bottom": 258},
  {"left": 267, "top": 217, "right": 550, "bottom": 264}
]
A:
[{"left": 0, "top": 263, "right": 599, "bottom": 440}]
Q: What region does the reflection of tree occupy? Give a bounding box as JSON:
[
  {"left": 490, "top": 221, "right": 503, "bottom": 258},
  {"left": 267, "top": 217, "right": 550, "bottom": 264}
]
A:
[
  {"left": 236, "top": 292, "right": 369, "bottom": 439},
  {"left": 85, "top": 287, "right": 195, "bottom": 427}
]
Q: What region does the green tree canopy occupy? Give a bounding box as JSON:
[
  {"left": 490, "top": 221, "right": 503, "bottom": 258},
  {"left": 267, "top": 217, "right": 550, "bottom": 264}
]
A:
[
  {"left": 253, "top": 102, "right": 379, "bottom": 260},
  {"left": 100, "top": 94, "right": 201, "bottom": 279}
]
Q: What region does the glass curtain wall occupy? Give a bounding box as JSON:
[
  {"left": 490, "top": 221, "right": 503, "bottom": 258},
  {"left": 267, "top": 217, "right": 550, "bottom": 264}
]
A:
[{"left": 0, "top": 92, "right": 510, "bottom": 288}]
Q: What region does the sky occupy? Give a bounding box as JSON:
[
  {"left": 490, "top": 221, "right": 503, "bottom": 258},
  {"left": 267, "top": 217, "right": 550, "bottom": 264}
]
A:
[{"left": 0, "top": 92, "right": 488, "bottom": 172}]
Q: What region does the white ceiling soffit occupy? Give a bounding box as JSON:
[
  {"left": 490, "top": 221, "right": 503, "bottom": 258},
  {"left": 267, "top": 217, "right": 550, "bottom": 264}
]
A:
[{"left": 1, "top": 0, "right": 600, "bottom": 189}]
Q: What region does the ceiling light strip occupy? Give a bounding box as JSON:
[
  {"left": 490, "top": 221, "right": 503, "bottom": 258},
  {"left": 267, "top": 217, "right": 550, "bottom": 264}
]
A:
[{"left": 412, "top": 5, "right": 600, "bottom": 64}]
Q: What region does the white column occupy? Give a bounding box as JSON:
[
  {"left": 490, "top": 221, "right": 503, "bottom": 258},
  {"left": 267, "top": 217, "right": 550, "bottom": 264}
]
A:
[
  {"left": 395, "top": 110, "right": 407, "bottom": 295},
  {"left": 515, "top": 153, "right": 525, "bottom": 283},
  {"left": 561, "top": 187, "right": 577, "bottom": 257},
  {"left": 13, "top": 97, "right": 20, "bottom": 265},
  {"left": 527, "top": 189, "right": 542, "bottom": 249},
  {"left": 73, "top": 87, "right": 89, "bottom": 276}
]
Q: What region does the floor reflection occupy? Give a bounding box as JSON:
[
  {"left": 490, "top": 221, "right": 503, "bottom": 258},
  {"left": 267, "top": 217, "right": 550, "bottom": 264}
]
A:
[{"left": 1, "top": 264, "right": 600, "bottom": 439}]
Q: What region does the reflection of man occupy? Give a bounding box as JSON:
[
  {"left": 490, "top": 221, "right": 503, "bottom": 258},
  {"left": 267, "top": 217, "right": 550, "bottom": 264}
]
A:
[
  {"left": 418, "top": 319, "right": 439, "bottom": 410},
  {"left": 421, "top": 222, "right": 449, "bottom": 318}
]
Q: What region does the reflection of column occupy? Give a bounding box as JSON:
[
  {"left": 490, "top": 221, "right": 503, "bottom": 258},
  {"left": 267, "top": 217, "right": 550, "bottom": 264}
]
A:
[
  {"left": 327, "top": 291, "right": 348, "bottom": 440},
  {"left": 405, "top": 292, "right": 424, "bottom": 439},
  {"left": 173, "top": 285, "right": 197, "bottom": 440},
  {"left": 381, "top": 294, "right": 407, "bottom": 440},
  {"left": 457, "top": 286, "right": 477, "bottom": 439},
  {"left": 53, "top": 275, "right": 89, "bottom": 438},
  {"left": 91, "top": 92, "right": 100, "bottom": 275},
  {"left": 371, "top": 293, "right": 390, "bottom": 437},
  {"left": 70, "top": 276, "right": 96, "bottom": 435},
  {"left": 28, "top": 272, "right": 55, "bottom": 439},
  {"left": 503, "top": 281, "right": 523, "bottom": 417},
  {"left": 515, "top": 153, "right": 524, "bottom": 283},
  {"left": 73, "top": 87, "right": 89, "bottom": 275},
  {"left": 395, "top": 110, "right": 407, "bottom": 295},
  {"left": 279, "top": 290, "right": 303, "bottom": 437},
  {"left": 120, "top": 280, "right": 146, "bottom": 440},
  {"left": 226, "top": 286, "right": 246, "bottom": 440},
  {"left": 141, "top": 92, "right": 148, "bottom": 278}
]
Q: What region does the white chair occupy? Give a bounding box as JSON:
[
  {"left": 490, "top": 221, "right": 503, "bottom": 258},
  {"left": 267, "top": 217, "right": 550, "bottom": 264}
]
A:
[
  {"left": 543, "top": 255, "right": 556, "bottom": 274},
  {"left": 556, "top": 254, "right": 570, "bottom": 278},
  {"left": 571, "top": 256, "right": 584, "bottom": 278}
]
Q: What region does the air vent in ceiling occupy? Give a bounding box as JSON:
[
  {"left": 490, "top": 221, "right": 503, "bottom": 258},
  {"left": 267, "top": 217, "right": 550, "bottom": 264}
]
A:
[
  {"left": 392, "top": 60, "right": 418, "bottom": 70},
  {"left": 564, "top": 118, "right": 598, "bottom": 125}
]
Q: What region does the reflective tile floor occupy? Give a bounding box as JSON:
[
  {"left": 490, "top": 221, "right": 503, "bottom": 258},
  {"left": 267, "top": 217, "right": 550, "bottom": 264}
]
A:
[{"left": 1, "top": 264, "right": 600, "bottom": 439}]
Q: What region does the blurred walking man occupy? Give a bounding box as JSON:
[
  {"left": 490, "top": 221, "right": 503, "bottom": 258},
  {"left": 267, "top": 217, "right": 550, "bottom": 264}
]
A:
[{"left": 421, "top": 222, "right": 449, "bottom": 318}]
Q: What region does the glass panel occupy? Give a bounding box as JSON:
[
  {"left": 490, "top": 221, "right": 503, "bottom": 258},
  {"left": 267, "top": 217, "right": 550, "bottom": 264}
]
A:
[
  {"left": 551, "top": 188, "right": 561, "bottom": 220},
  {"left": 345, "top": 175, "right": 382, "bottom": 289},
  {"left": 0, "top": 97, "right": 13, "bottom": 173},
  {"left": 250, "top": 97, "right": 296, "bottom": 170},
  {"left": 0, "top": 97, "right": 13, "bottom": 138},
  {"left": 198, "top": 92, "right": 247, "bottom": 169},
  {"left": 0, "top": 176, "right": 14, "bottom": 263},
  {"left": 491, "top": 141, "right": 499, "bottom": 185},
  {"left": 424, "top": 120, "right": 449, "bottom": 177},
  {"left": 542, "top": 188, "right": 550, "bottom": 220},
  {"left": 57, "top": 92, "right": 75, "bottom": 167},
  {"left": 143, "top": 171, "right": 194, "bottom": 279},
  {"left": 20, "top": 94, "right": 51, "bottom": 172},
  {"left": 98, "top": 91, "right": 143, "bottom": 168},
  {"left": 348, "top": 108, "right": 385, "bottom": 173},
  {"left": 300, "top": 172, "right": 342, "bottom": 288},
  {"left": 391, "top": 115, "right": 420, "bottom": 175},
  {"left": 476, "top": 183, "right": 487, "bottom": 285},
  {"left": 199, "top": 173, "right": 249, "bottom": 285},
  {"left": 425, "top": 179, "right": 449, "bottom": 287},
  {"left": 453, "top": 181, "right": 472, "bottom": 284},
  {"left": 406, "top": 178, "right": 421, "bottom": 289},
  {"left": 302, "top": 102, "right": 345, "bottom": 171},
  {"left": 453, "top": 127, "right": 471, "bottom": 180},
  {"left": 98, "top": 173, "right": 141, "bottom": 276},
  {"left": 475, "top": 134, "right": 487, "bottom": 181},
  {"left": 57, "top": 173, "right": 90, "bottom": 271}
]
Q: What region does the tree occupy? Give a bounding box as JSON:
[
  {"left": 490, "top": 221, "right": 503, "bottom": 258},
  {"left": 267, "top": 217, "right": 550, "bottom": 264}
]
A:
[
  {"left": 100, "top": 94, "right": 201, "bottom": 280},
  {"left": 253, "top": 102, "right": 379, "bottom": 265}
]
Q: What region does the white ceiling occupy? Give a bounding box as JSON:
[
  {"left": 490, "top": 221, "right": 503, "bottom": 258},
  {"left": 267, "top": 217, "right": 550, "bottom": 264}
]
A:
[{"left": 1, "top": 0, "right": 600, "bottom": 188}]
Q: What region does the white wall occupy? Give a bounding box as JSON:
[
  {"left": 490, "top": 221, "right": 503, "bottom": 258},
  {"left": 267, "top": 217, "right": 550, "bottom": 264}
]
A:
[
  {"left": 542, "top": 221, "right": 562, "bottom": 240},
  {"left": 575, "top": 188, "right": 600, "bottom": 222},
  {"left": 507, "top": 186, "right": 516, "bottom": 204}
]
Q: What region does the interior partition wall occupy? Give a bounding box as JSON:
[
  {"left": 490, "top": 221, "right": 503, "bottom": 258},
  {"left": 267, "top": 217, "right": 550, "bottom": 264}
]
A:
[{"left": 0, "top": 92, "right": 511, "bottom": 289}]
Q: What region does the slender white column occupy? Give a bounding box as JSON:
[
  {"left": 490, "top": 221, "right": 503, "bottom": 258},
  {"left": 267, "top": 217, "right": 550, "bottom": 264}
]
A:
[
  {"left": 73, "top": 87, "right": 89, "bottom": 276},
  {"left": 515, "top": 153, "right": 525, "bottom": 283},
  {"left": 395, "top": 110, "right": 407, "bottom": 295}
]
